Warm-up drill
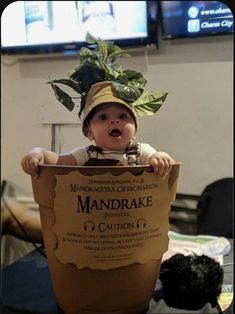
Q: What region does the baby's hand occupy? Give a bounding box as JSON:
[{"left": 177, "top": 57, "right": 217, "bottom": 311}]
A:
[
  {"left": 149, "top": 152, "right": 175, "bottom": 177},
  {"left": 21, "top": 148, "right": 45, "bottom": 178}
]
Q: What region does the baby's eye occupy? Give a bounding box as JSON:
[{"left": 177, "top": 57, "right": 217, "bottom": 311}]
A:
[
  {"left": 119, "top": 113, "right": 128, "bottom": 119},
  {"left": 98, "top": 114, "right": 107, "bottom": 120}
]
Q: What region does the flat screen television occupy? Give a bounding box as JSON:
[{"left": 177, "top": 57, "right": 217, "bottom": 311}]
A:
[
  {"left": 160, "top": 1, "right": 233, "bottom": 39},
  {"left": 1, "top": 1, "right": 157, "bottom": 56}
]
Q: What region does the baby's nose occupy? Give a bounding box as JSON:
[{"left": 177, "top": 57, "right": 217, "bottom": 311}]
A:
[{"left": 110, "top": 118, "right": 120, "bottom": 124}]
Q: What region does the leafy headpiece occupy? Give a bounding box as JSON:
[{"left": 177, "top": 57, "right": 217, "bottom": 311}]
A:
[{"left": 48, "top": 34, "right": 168, "bottom": 126}]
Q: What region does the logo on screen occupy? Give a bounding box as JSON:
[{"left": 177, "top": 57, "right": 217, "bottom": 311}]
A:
[
  {"left": 188, "top": 19, "right": 200, "bottom": 32},
  {"left": 188, "top": 6, "right": 199, "bottom": 19}
]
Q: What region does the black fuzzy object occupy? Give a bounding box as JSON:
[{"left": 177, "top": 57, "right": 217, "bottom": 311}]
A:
[{"left": 159, "top": 254, "right": 224, "bottom": 310}]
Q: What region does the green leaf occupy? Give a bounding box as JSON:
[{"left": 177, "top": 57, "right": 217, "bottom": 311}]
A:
[
  {"left": 79, "top": 48, "right": 100, "bottom": 66},
  {"left": 102, "top": 63, "right": 122, "bottom": 81},
  {"left": 132, "top": 91, "right": 168, "bottom": 116},
  {"left": 108, "top": 47, "right": 130, "bottom": 63},
  {"left": 78, "top": 96, "right": 86, "bottom": 118},
  {"left": 69, "top": 64, "right": 105, "bottom": 93},
  {"left": 50, "top": 83, "right": 75, "bottom": 111},
  {"left": 123, "top": 70, "right": 147, "bottom": 89},
  {"left": 115, "top": 70, "right": 146, "bottom": 95},
  {"left": 86, "top": 32, "right": 97, "bottom": 44},
  {"left": 49, "top": 79, "right": 83, "bottom": 94},
  {"left": 79, "top": 47, "right": 94, "bottom": 57},
  {"left": 106, "top": 41, "right": 115, "bottom": 55},
  {"left": 112, "top": 81, "right": 142, "bottom": 102},
  {"left": 110, "top": 63, "right": 123, "bottom": 75},
  {"left": 116, "top": 72, "right": 129, "bottom": 85},
  {"left": 97, "top": 39, "right": 109, "bottom": 60}
]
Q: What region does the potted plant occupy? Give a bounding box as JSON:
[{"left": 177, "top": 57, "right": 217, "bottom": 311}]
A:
[{"left": 31, "top": 34, "right": 181, "bottom": 314}]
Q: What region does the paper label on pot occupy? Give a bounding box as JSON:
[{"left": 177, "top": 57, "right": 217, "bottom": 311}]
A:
[{"left": 53, "top": 170, "right": 171, "bottom": 270}]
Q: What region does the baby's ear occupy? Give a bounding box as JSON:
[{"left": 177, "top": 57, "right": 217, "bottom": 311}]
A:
[
  {"left": 86, "top": 127, "right": 94, "bottom": 141},
  {"left": 83, "top": 126, "right": 88, "bottom": 137},
  {"left": 83, "top": 121, "right": 90, "bottom": 137}
]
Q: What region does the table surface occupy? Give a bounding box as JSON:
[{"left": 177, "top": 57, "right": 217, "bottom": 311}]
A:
[{"left": 1, "top": 240, "right": 233, "bottom": 314}]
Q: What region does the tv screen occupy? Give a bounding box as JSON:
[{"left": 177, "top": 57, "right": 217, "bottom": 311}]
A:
[
  {"left": 160, "top": 1, "right": 233, "bottom": 39},
  {"left": 1, "top": 1, "right": 153, "bottom": 55}
]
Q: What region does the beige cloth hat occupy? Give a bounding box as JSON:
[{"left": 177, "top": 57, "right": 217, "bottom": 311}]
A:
[{"left": 82, "top": 81, "right": 138, "bottom": 136}]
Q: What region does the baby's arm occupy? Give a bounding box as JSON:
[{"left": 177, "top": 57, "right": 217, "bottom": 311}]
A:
[
  {"left": 149, "top": 152, "right": 175, "bottom": 177},
  {"left": 21, "top": 147, "right": 77, "bottom": 177}
]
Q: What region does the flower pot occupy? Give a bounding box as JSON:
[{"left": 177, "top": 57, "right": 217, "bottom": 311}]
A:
[{"left": 32, "top": 164, "right": 180, "bottom": 314}]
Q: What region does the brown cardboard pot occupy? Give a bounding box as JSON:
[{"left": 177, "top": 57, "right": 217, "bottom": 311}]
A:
[{"left": 31, "top": 164, "right": 180, "bottom": 314}]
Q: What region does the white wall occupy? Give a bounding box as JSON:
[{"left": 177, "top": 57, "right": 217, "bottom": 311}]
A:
[{"left": 1, "top": 35, "right": 233, "bottom": 196}]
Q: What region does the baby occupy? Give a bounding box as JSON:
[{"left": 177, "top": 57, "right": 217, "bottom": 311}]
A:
[{"left": 21, "top": 81, "right": 174, "bottom": 177}]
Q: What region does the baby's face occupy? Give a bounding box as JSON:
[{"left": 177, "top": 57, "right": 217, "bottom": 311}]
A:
[{"left": 88, "top": 103, "right": 136, "bottom": 150}]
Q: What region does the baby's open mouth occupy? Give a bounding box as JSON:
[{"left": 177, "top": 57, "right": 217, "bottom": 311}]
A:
[{"left": 110, "top": 129, "right": 122, "bottom": 137}]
